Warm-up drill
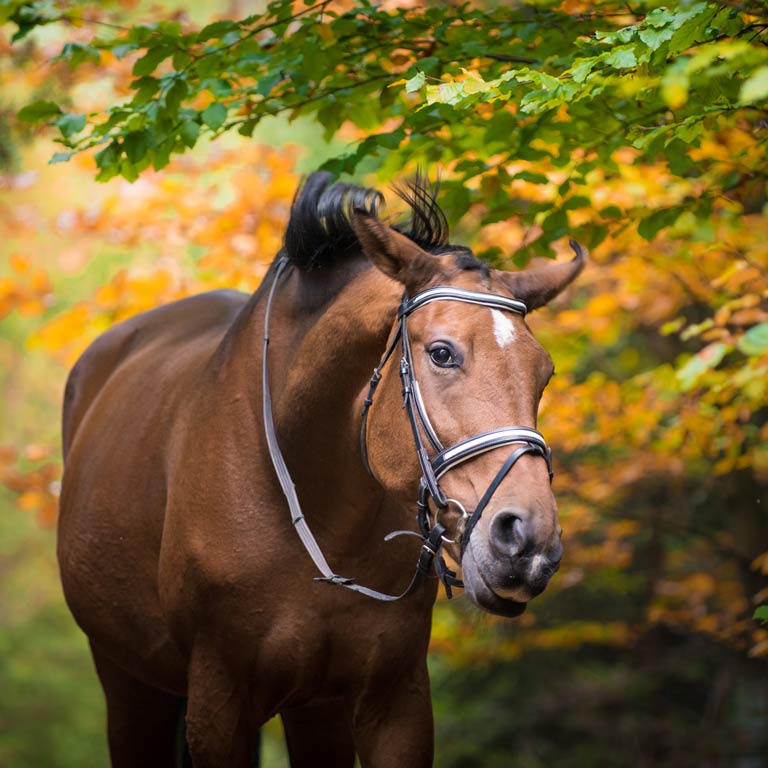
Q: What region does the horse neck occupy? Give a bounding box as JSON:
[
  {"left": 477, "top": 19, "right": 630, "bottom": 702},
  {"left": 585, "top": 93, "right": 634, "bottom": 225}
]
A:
[{"left": 247, "top": 260, "right": 404, "bottom": 532}]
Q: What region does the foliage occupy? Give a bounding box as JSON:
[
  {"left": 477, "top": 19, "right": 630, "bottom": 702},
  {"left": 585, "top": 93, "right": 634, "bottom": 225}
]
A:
[
  {"left": 431, "top": 628, "right": 768, "bottom": 768},
  {"left": 2, "top": 0, "right": 768, "bottom": 765},
  {"left": 0, "top": 501, "right": 109, "bottom": 768},
  {"left": 10, "top": 0, "right": 768, "bottom": 253}
]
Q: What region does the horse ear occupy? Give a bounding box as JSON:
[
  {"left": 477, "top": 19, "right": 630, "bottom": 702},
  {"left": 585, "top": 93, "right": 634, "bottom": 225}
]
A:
[
  {"left": 496, "top": 240, "right": 586, "bottom": 311},
  {"left": 352, "top": 211, "right": 438, "bottom": 293}
]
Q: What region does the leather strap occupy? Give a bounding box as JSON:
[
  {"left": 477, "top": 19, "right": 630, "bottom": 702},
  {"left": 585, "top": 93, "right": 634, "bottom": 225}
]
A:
[
  {"left": 360, "top": 324, "right": 402, "bottom": 474},
  {"left": 459, "top": 443, "right": 547, "bottom": 558},
  {"left": 400, "top": 286, "right": 527, "bottom": 318},
  {"left": 263, "top": 257, "right": 444, "bottom": 602},
  {"left": 432, "top": 427, "right": 552, "bottom": 481}
]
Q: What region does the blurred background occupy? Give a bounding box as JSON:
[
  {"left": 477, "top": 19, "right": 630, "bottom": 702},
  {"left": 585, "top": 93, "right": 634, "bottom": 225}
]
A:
[{"left": 1, "top": 1, "right": 767, "bottom": 766}]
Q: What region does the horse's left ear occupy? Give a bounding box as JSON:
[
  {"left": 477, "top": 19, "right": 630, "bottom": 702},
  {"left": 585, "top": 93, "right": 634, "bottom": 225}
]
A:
[
  {"left": 495, "top": 240, "right": 586, "bottom": 311},
  {"left": 352, "top": 211, "right": 439, "bottom": 294}
]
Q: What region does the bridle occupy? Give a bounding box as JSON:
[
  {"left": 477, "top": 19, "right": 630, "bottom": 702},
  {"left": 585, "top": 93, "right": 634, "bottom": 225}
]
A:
[{"left": 263, "top": 255, "right": 553, "bottom": 602}]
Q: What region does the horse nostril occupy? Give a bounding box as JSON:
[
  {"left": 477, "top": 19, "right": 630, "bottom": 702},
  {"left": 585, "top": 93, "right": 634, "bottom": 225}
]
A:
[{"left": 489, "top": 509, "right": 533, "bottom": 557}]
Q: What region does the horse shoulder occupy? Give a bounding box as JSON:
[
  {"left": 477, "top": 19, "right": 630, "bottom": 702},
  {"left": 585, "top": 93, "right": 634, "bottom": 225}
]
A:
[{"left": 62, "top": 289, "right": 248, "bottom": 456}]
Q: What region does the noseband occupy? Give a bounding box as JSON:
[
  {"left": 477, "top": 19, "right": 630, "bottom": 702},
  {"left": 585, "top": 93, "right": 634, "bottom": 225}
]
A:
[{"left": 263, "top": 256, "right": 553, "bottom": 602}]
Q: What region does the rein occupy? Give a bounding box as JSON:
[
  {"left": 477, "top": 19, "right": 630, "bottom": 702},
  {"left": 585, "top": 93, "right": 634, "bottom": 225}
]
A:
[{"left": 262, "top": 255, "right": 553, "bottom": 601}]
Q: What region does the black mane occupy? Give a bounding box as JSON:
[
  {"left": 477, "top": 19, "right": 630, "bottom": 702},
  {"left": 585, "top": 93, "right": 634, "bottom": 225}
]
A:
[{"left": 282, "top": 171, "right": 477, "bottom": 270}]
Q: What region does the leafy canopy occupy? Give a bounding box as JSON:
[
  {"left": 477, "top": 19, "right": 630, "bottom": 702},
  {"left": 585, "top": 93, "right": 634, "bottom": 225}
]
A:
[{"left": 11, "top": 0, "right": 768, "bottom": 258}]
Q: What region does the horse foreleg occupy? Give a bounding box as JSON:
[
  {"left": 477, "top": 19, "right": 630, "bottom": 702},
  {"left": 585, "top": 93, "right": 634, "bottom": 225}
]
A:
[
  {"left": 90, "top": 643, "right": 183, "bottom": 768},
  {"left": 281, "top": 699, "right": 356, "bottom": 768},
  {"left": 184, "top": 647, "right": 258, "bottom": 768},
  {"left": 351, "top": 667, "right": 435, "bottom": 768}
]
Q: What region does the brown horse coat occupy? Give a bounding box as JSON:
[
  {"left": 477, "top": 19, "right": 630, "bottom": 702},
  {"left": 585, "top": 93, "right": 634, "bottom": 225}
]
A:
[{"left": 58, "top": 174, "right": 583, "bottom": 767}]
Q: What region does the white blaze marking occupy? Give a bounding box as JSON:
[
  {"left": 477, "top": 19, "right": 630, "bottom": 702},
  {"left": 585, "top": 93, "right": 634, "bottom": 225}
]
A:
[{"left": 491, "top": 309, "right": 516, "bottom": 349}]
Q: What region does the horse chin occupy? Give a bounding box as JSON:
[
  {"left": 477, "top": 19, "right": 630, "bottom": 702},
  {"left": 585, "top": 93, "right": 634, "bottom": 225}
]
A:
[
  {"left": 470, "top": 589, "right": 528, "bottom": 618},
  {"left": 460, "top": 547, "right": 528, "bottom": 618}
]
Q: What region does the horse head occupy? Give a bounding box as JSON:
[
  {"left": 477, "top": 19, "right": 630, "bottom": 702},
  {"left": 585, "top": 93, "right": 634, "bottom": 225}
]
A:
[{"left": 353, "top": 212, "right": 585, "bottom": 617}]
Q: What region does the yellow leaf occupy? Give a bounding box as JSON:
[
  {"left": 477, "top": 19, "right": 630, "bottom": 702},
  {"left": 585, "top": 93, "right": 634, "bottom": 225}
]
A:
[
  {"left": 17, "top": 489, "right": 45, "bottom": 511},
  {"left": 661, "top": 69, "right": 689, "bottom": 109},
  {"left": 10, "top": 253, "right": 30, "bottom": 274}
]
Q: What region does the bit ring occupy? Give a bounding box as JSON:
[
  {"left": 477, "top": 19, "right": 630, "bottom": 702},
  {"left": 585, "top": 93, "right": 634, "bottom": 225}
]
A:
[{"left": 439, "top": 498, "right": 469, "bottom": 544}]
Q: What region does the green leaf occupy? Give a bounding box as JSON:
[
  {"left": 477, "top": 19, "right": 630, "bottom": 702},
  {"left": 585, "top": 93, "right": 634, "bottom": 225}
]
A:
[
  {"left": 676, "top": 342, "right": 731, "bottom": 390},
  {"left": 668, "top": 5, "right": 716, "bottom": 56},
  {"left": 198, "top": 19, "right": 241, "bottom": 41},
  {"left": 133, "top": 46, "right": 173, "bottom": 77},
  {"left": 562, "top": 195, "right": 591, "bottom": 211},
  {"left": 237, "top": 121, "right": 256, "bottom": 138},
  {"left": 737, "top": 323, "right": 768, "bottom": 357},
  {"left": 123, "top": 130, "right": 151, "bottom": 164},
  {"left": 740, "top": 66, "right": 768, "bottom": 105},
  {"left": 541, "top": 209, "right": 569, "bottom": 239},
  {"left": 205, "top": 77, "right": 232, "bottom": 98},
  {"left": 49, "top": 151, "right": 74, "bottom": 164},
  {"left": 605, "top": 45, "right": 637, "bottom": 70},
  {"left": 56, "top": 42, "right": 100, "bottom": 69},
  {"left": 179, "top": 120, "right": 200, "bottom": 148},
  {"left": 599, "top": 205, "right": 623, "bottom": 219},
  {"left": 755, "top": 606, "right": 768, "bottom": 622},
  {"left": 164, "top": 77, "right": 188, "bottom": 113},
  {"left": 638, "top": 25, "right": 674, "bottom": 51},
  {"left": 94, "top": 141, "right": 120, "bottom": 182},
  {"left": 256, "top": 72, "right": 283, "bottom": 97},
  {"left": 405, "top": 71, "right": 425, "bottom": 93},
  {"left": 661, "top": 318, "right": 685, "bottom": 336},
  {"left": 55, "top": 112, "right": 86, "bottom": 140},
  {"left": 317, "top": 100, "right": 343, "bottom": 140},
  {"left": 513, "top": 171, "right": 549, "bottom": 184},
  {"left": 380, "top": 127, "right": 406, "bottom": 150},
  {"left": 426, "top": 81, "right": 462, "bottom": 106},
  {"left": 587, "top": 224, "right": 608, "bottom": 249},
  {"left": 120, "top": 158, "right": 139, "bottom": 183},
  {"left": 439, "top": 183, "right": 472, "bottom": 220},
  {"left": 485, "top": 111, "right": 517, "bottom": 145},
  {"left": 4, "top": 2, "right": 64, "bottom": 41},
  {"left": 633, "top": 124, "right": 668, "bottom": 151},
  {"left": 638, "top": 207, "right": 682, "bottom": 241},
  {"left": 666, "top": 139, "right": 694, "bottom": 176},
  {"left": 201, "top": 102, "right": 227, "bottom": 130},
  {"left": 415, "top": 55, "right": 440, "bottom": 75},
  {"left": 18, "top": 100, "right": 62, "bottom": 124},
  {"left": 571, "top": 58, "right": 596, "bottom": 83},
  {"left": 112, "top": 42, "right": 139, "bottom": 60},
  {"left": 132, "top": 76, "right": 161, "bottom": 105},
  {"left": 172, "top": 50, "right": 193, "bottom": 69},
  {"left": 152, "top": 138, "right": 173, "bottom": 171}
]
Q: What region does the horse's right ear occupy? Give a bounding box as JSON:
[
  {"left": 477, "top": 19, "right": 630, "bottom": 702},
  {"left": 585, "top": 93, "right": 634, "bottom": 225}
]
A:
[
  {"left": 352, "top": 211, "right": 438, "bottom": 293},
  {"left": 495, "top": 240, "right": 586, "bottom": 311}
]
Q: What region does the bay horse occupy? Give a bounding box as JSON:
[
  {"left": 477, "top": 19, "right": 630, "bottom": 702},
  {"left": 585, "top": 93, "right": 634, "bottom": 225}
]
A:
[{"left": 58, "top": 172, "right": 584, "bottom": 767}]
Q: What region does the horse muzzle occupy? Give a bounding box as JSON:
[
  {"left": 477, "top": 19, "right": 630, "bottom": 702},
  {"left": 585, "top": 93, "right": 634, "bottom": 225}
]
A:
[{"left": 459, "top": 506, "right": 562, "bottom": 617}]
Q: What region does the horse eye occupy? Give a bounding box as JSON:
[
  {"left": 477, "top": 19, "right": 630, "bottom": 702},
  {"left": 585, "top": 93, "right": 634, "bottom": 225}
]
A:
[{"left": 429, "top": 346, "right": 456, "bottom": 368}]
